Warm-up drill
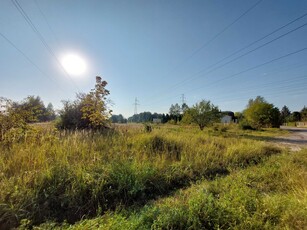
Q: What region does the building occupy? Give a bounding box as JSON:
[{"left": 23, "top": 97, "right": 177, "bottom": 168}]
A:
[
  {"left": 153, "top": 118, "right": 162, "bottom": 124},
  {"left": 220, "top": 111, "right": 235, "bottom": 124},
  {"left": 221, "top": 115, "right": 233, "bottom": 124}
]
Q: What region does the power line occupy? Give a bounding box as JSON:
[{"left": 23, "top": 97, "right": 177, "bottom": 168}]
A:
[
  {"left": 143, "top": 46, "right": 307, "bottom": 108},
  {"left": 0, "top": 31, "right": 66, "bottom": 93},
  {"left": 193, "top": 21, "right": 307, "bottom": 80},
  {"left": 185, "top": 47, "right": 307, "bottom": 94},
  {"left": 152, "top": 0, "right": 264, "bottom": 96},
  {"left": 143, "top": 11, "right": 307, "bottom": 105},
  {"left": 11, "top": 0, "right": 81, "bottom": 92},
  {"left": 33, "top": 0, "right": 63, "bottom": 50},
  {"left": 165, "top": 20, "right": 307, "bottom": 96},
  {"left": 211, "top": 74, "right": 307, "bottom": 103},
  {"left": 214, "top": 87, "right": 307, "bottom": 107},
  {"left": 176, "top": 0, "right": 263, "bottom": 67},
  {"left": 133, "top": 97, "right": 140, "bottom": 115},
  {"left": 195, "top": 12, "right": 307, "bottom": 75},
  {"left": 181, "top": 94, "right": 186, "bottom": 104}
]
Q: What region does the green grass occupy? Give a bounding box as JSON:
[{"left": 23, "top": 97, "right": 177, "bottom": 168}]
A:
[
  {"left": 0, "top": 124, "right": 295, "bottom": 229},
  {"left": 38, "top": 148, "right": 306, "bottom": 230}
]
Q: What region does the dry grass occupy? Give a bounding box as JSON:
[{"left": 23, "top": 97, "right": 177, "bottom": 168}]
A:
[{"left": 0, "top": 123, "right": 288, "bottom": 229}]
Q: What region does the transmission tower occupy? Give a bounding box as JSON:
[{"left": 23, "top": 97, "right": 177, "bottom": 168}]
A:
[
  {"left": 181, "top": 94, "right": 186, "bottom": 104},
  {"left": 133, "top": 97, "right": 140, "bottom": 115}
]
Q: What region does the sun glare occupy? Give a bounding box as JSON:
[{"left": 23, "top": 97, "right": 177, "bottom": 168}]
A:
[{"left": 61, "top": 54, "right": 87, "bottom": 76}]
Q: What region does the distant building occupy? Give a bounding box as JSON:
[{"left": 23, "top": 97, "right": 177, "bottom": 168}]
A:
[
  {"left": 153, "top": 118, "right": 162, "bottom": 124},
  {"left": 221, "top": 115, "right": 232, "bottom": 124},
  {"left": 221, "top": 111, "right": 235, "bottom": 124}
]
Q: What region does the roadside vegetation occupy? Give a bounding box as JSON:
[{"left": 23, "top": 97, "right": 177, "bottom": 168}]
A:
[
  {"left": 0, "top": 124, "right": 289, "bottom": 229},
  {"left": 40, "top": 147, "right": 306, "bottom": 230},
  {"left": 1, "top": 77, "right": 306, "bottom": 229}
]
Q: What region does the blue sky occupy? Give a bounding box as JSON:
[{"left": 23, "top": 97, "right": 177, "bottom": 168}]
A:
[{"left": 1, "top": 0, "right": 307, "bottom": 118}]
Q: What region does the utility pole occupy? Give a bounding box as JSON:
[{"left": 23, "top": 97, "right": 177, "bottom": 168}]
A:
[
  {"left": 181, "top": 94, "right": 186, "bottom": 105},
  {"left": 133, "top": 97, "right": 140, "bottom": 115}
]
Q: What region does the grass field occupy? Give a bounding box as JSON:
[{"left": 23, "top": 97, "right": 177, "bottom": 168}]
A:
[{"left": 0, "top": 123, "right": 306, "bottom": 229}]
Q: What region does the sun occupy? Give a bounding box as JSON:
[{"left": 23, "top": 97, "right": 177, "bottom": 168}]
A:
[{"left": 61, "top": 54, "right": 87, "bottom": 76}]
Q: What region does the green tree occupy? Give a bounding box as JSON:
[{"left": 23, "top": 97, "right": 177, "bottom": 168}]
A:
[
  {"left": 111, "top": 114, "right": 127, "bottom": 123},
  {"left": 301, "top": 106, "right": 307, "bottom": 121},
  {"left": 45, "top": 103, "right": 56, "bottom": 121},
  {"left": 12, "top": 96, "right": 46, "bottom": 123},
  {"left": 289, "top": 111, "right": 301, "bottom": 122},
  {"left": 58, "top": 76, "right": 111, "bottom": 130},
  {"left": 280, "top": 105, "right": 291, "bottom": 123},
  {"left": 80, "top": 76, "right": 111, "bottom": 129},
  {"left": 180, "top": 109, "right": 193, "bottom": 124},
  {"left": 169, "top": 103, "right": 181, "bottom": 123},
  {"left": 0, "top": 97, "right": 28, "bottom": 142},
  {"left": 58, "top": 98, "right": 86, "bottom": 129},
  {"left": 244, "top": 96, "right": 280, "bottom": 129},
  {"left": 181, "top": 103, "right": 189, "bottom": 113},
  {"left": 189, "top": 100, "right": 220, "bottom": 130},
  {"left": 234, "top": 112, "right": 244, "bottom": 121}
]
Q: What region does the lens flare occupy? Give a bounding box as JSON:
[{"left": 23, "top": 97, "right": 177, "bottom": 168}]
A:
[{"left": 61, "top": 54, "right": 87, "bottom": 76}]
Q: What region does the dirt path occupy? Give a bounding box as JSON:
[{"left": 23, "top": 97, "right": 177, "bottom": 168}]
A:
[{"left": 275, "top": 126, "right": 307, "bottom": 151}]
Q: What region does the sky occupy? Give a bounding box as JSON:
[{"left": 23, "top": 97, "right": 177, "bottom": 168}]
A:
[{"left": 1, "top": 0, "right": 307, "bottom": 118}]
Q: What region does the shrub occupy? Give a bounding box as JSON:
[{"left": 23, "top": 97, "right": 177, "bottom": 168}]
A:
[{"left": 239, "top": 119, "right": 255, "bottom": 130}]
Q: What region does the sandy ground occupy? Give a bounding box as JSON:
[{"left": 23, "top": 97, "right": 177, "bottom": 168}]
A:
[{"left": 275, "top": 126, "right": 307, "bottom": 151}]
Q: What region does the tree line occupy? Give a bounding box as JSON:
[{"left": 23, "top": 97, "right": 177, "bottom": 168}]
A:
[
  {"left": 112, "top": 96, "right": 307, "bottom": 130},
  {"left": 0, "top": 76, "right": 111, "bottom": 143},
  {"left": 1, "top": 75, "right": 307, "bottom": 139}
]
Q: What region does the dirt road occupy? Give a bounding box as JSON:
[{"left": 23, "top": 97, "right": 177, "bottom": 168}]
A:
[{"left": 276, "top": 126, "right": 307, "bottom": 151}]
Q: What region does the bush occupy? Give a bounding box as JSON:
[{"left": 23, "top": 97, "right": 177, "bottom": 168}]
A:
[
  {"left": 143, "top": 124, "right": 152, "bottom": 133},
  {"left": 239, "top": 119, "right": 255, "bottom": 130}
]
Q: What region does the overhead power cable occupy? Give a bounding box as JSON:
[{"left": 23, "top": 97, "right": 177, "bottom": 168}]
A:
[
  {"left": 185, "top": 47, "right": 307, "bottom": 93},
  {"left": 33, "top": 0, "right": 63, "bottom": 50},
  {"left": 182, "top": 0, "right": 264, "bottom": 62},
  {"left": 196, "top": 12, "right": 307, "bottom": 75},
  {"left": 142, "top": 47, "right": 307, "bottom": 108},
  {"left": 165, "top": 20, "right": 307, "bottom": 95},
  {"left": 11, "top": 0, "right": 81, "bottom": 91},
  {"left": 159, "top": 0, "right": 263, "bottom": 83},
  {"left": 143, "top": 11, "right": 307, "bottom": 105},
  {"left": 0, "top": 31, "right": 66, "bottom": 93},
  {"left": 214, "top": 87, "right": 307, "bottom": 106},
  {"left": 197, "top": 22, "right": 307, "bottom": 77},
  {"left": 211, "top": 74, "right": 307, "bottom": 102}
]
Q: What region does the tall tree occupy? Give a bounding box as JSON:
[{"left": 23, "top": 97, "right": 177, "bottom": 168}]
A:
[
  {"left": 181, "top": 103, "right": 189, "bottom": 113},
  {"left": 110, "top": 114, "right": 127, "bottom": 123},
  {"left": 58, "top": 76, "right": 111, "bottom": 129},
  {"left": 0, "top": 97, "right": 28, "bottom": 141},
  {"left": 301, "top": 106, "right": 307, "bottom": 121},
  {"left": 280, "top": 105, "right": 291, "bottom": 123},
  {"left": 169, "top": 103, "right": 181, "bottom": 122},
  {"left": 45, "top": 103, "right": 56, "bottom": 121},
  {"left": 189, "top": 100, "right": 220, "bottom": 130},
  {"left": 58, "top": 97, "right": 86, "bottom": 129},
  {"left": 80, "top": 76, "right": 111, "bottom": 128},
  {"left": 12, "top": 96, "right": 46, "bottom": 123},
  {"left": 289, "top": 111, "right": 301, "bottom": 122},
  {"left": 244, "top": 96, "right": 280, "bottom": 129}
]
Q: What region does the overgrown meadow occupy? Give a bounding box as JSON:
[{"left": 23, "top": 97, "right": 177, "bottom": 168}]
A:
[{"left": 0, "top": 123, "right": 306, "bottom": 229}]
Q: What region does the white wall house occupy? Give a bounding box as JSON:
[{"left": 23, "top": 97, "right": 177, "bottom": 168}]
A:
[
  {"left": 221, "top": 115, "right": 232, "bottom": 124},
  {"left": 153, "top": 118, "right": 162, "bottom": 124}
]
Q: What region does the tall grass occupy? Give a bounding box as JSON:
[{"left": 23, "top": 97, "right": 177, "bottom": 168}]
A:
[
  {"left": 0, "top": 124, "right": 283, "bottom": 228},
  {"left": 45, "top": 148, "right": 307, "bottom": 230}
]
